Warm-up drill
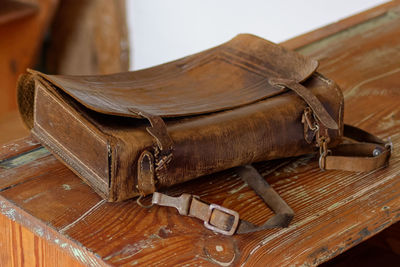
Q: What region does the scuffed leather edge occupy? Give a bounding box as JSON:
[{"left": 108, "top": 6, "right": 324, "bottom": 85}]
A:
[
  {"left": 32, "top": 125, "right": 109, "bottom": 199},
  {"left": 314, "top": 72, "right": 345, "bottom": 146},
  {"left": 31, "top": 80, "right": 111, "bottom": 199},
  {"left": 17, "top": 73, "right": 36, "bottom": 130}
]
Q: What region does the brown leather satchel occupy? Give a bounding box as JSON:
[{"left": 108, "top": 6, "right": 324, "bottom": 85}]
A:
[{"left": 17, "top": 34, "right": 391, "bottom": 235}]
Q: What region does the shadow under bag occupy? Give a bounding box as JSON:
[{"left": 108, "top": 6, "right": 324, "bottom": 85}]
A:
[{"left": 17, "top": 34, "right": 391, "bottom": 235}]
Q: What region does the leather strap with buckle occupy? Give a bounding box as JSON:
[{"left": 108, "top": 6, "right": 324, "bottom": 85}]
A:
[
  {"left": 149, "top": 165, "right": 294, "bottom": 235},
  {"left": 301, "top": 107, "right": 391, "bottom": 172},
  {"left": 152, "top": 193, "right": 240, "bottom": 235},
  {"left": 322, "top": 124, "right": 392, "bottom": 172},
  {"left": 140, "top": 110, "right": 391, "bottom": 235},
  {"left": 144, "top": 122, "right": 392, "bottom": 235}
]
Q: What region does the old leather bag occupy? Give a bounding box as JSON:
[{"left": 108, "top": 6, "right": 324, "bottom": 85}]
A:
[{"left": 17, "top": 34, "right": 391, "bottom": 235}]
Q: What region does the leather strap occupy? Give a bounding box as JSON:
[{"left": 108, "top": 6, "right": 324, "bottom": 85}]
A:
[
  {"left": 235, "top": 165, "right": 294, "bottom": 234},
  {"left": 147, "top": 125, "right": 391, "bottom": 235},
  {"left": 321, "top": 124, "right": 392, "bottom": 172},
  {"left": 269, "top": 78, "right": 339, "bottom": 130},
  {"left": 128, "top": 108, "right": 174, "bottom": 195},
  {"left": 127, "top": 108, "right": 173, "bottom": 155},
  {"left": 151, "top": 165, "right": 294, "bottom": 235}
]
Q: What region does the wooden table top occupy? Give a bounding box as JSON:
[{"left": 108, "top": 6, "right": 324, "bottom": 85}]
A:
[{"left": 1, "top": 2, "right": 400, "bottom": 266}]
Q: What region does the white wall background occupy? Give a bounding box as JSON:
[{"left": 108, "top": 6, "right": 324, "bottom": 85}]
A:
[{"left": 127, "top": 0, "right": 388, "bottom": 70}]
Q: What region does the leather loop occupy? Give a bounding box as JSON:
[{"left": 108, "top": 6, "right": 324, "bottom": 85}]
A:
[
  {"left": 323, "top": 124, "right": 391, "bottom": 172},
  {"left": 130, "top": 109, "right": 174, "bottom": 195},
  {"left": 137, "top": 150, "right": 156, "bottom": 196}
]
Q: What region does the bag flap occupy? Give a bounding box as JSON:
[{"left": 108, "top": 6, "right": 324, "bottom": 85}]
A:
[{"left": 29, "top": 34, "right": 318, "bottom": 119}]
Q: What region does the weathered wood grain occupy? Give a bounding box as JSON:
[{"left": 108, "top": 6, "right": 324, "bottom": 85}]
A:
[
  {"left": 0, "top": 212, "right": 85, "bottom": 267},
  {"left": 321, "top": 222, "right": 400, "bottom": 266},
  {"left": 0, "top": 135, "right": 40, "bottom": 160},
  {"left": 281, "top": 1, "right": 400, "bottom": 51},
  {"left": 1, "top": 3, "right": 400, "bottom": 266},
  {"left": 0, "top": 194, "right": 107, "bottom": 267}
]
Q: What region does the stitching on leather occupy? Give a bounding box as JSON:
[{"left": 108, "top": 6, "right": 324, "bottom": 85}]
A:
[
  {"left": 39, "top": 83, "right": 107, "bottom": 146},
  {"left": 53, "top": 101, "right": 107, "bottom": 146},
  {"left": 139, "top": 152, "right": 155, "bottom": 192},
  {"left": 139, "top": 151, "right": 153, "bottom": 178},
  {"left": 153, "top": 148, "right": 169, "bottom": 187},
  {"left": 33, "top": 123, "right": 108, "bottom": 187},
  {"left": 107, "top": 145, "right": 113, "bottom": 189},
  {"left": 40, "top": 85, "right": 110, "bottom": 178},
  {"left": 34, "top": 86, "right": 108, "bottom": 186}
]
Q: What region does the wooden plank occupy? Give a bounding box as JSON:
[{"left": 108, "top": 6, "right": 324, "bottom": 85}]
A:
[
  {"left": 281, "top": 0, "right": 400, "bottom": 50},
  {"left": 0, "top": 135, "right": 40, "bottom": 160},
  {"left": 0, "top": 194, "right": 107, "bottom": 266},
  {"left": 1, "top": 2, "right": 400, "bottom": 266},
  {"left": 322, "top": 222, "right": 400, "bottom": 266},
  {"left": 0, "top": 213, "right": 85, "bottom": 267}
]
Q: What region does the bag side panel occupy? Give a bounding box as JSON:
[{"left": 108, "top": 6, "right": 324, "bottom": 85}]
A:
[{"left": 32, "top": 82, "right": 111, "bottom": 198}]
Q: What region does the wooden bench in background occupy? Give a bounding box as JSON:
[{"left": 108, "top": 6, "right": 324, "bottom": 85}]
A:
[{"left": 0, "top": 2, "right": 400, "bottom": 266}]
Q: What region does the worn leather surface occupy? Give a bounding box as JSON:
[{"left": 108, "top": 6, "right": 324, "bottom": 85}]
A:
[
  {"left": 19, "top": 34, "right": 344, "bottom": 202},
  {"left": 28, "top": 34, "right": 318, "bottom": 118}
]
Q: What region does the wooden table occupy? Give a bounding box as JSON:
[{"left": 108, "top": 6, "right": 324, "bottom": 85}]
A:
[{"left": 1, "top": 2, "right": 400, "bottom": 266}]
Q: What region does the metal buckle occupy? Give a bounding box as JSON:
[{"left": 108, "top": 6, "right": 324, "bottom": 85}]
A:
[
  {"left": 137, "top": 195, "right": 154, "bottom": 209},
  {"left": 319, "top": 150, "right": 328, "bottom": 170},
  {"left": 385, "top": 137, "right": 393, "bottom": 153},
  {"left": 204, "top": 204, "right": 239, "bottom": 236},
  {"left": 318, "top": 137, "right": 331, "bottom": 170},
  {"left": 302, "top": 107, "right": 318, "bottom": 131}
]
